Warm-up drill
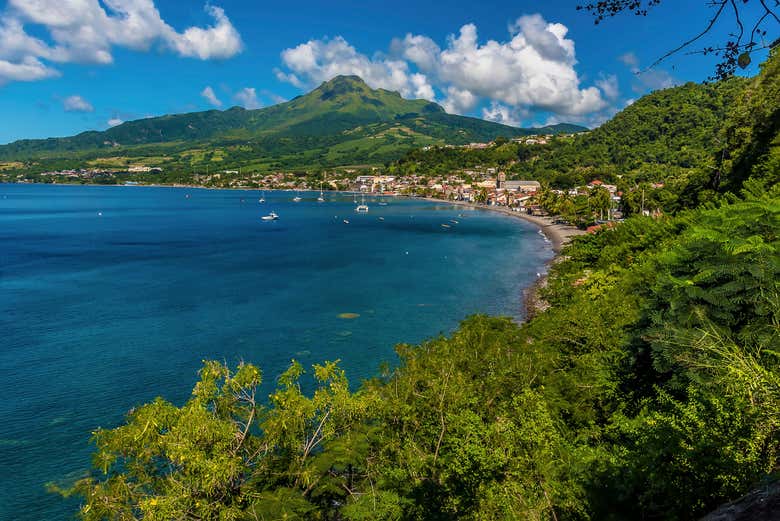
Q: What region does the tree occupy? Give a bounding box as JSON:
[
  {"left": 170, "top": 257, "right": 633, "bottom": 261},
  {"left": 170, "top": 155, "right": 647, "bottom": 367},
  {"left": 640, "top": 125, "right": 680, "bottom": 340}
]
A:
[
  {"left": 578, "top": 0, "right": 780, "bottom": 79},
  {"left": 58, "top": 360, "right": 380, "bottom": 520}
]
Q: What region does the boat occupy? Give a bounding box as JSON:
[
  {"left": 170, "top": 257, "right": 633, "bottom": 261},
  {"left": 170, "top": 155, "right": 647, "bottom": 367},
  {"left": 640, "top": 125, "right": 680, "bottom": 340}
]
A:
[
  {"left": 343, "top": 219, "right": 350, "bottom": 224},
  {"left": 261, "top": 212, "right": 279, "bottom": 221},
  {"left": 317, "top": 182, "right": 325, "bottom": 202},
  {"left": 355, "top": 192, "right": 369, "bottom": 213},
  {"left": 441, "top": 224, "right": 451, "bottom": 228},
  {"left": 378, "top": 201, "right": 388, "bottom": 206},
  {"left": 378, "top": 217, "right": 385, "bottom": 221},
  {"left": 259, "top": 190, "right": 265, "bottom": 204},
  {"left": 449, "top": 219, "right": 459, "bottom": 224}
]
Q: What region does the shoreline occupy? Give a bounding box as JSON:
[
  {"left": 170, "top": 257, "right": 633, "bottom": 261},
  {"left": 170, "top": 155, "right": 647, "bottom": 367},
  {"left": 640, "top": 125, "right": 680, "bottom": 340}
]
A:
[
  {"left": 427, "top": 197, "right": 585, "bottom": 254},
  {"left": 427, "top": 197, "right": 586, "bottom": 319}
]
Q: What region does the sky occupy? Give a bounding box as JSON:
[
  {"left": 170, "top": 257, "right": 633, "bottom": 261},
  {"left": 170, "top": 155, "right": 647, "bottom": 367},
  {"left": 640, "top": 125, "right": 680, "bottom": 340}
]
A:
[{"left": 0, "top": 0, "right": 774, "bottom": 144}]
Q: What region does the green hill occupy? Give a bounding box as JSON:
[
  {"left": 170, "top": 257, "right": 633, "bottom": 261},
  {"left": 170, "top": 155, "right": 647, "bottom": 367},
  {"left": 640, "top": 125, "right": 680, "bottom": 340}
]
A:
[
  {"left": 391, "top": 76, "right": 749, "bottom": 189},
  {"left": 0, "top": 76, "right": 586, "bottom": 171}
]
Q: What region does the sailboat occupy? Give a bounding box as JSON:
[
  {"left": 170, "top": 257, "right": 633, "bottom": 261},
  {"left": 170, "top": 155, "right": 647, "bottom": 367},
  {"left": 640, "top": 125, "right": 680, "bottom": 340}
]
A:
[
  {"left": 293, "top": 190, "right": 302, "bottom": 202},
  {"left": 317, "top": 182, "right": 325, "bottom": 202},
  {"left": 355, "top": 192, "right": 369, "bottom": 213},
  {"left": 259, "top": 190, "right": 265, "bottom": 204}
]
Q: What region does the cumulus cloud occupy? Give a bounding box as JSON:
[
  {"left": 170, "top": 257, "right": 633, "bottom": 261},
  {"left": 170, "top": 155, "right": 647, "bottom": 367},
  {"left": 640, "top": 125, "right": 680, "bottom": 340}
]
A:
[
  {"left": 618, "top": 52, "right": 639, "bottom": 68},
  {"left": 200, "top": 85, "right": 222, "bottom": 107},
  {"left": 277, "top": 14, "right": 613, "bottom": 125},
  {"left": 596, "top": 74, "right": 619, "bottom": 100},
  {"left": 0, "top": 1, "right": 242, "bottom": 85},
  {"left": 618, "top": 51, "right": 680, "bottom": 94},
  {"left": 441, "top": 85, "right": 478, "bottom": 114},
  {"left": 166, "top": 6, "right": 242, "bottom": 60},
  {"left": 233, "top": 87, "right": 261, "bottom": 109},
  {"left": 481, "top": 102, "right": 529, "bottom": 127},
  {"left": 399, "top": 15, "right": 607, "bottom": 116},
  {"left": 265, "top": 91, "right": 287, "bottom": 104},
  {"left": 0, "top": 56, "right": 58, "bottom": 84},
  {"left": 63, "top": 94, "right": 93, "bottom": 112},
  {"left": 634, "top": 69, "right": 679, "bottom": 92},
  {"left": 107, "top": 117, "right": 123, "bottom": 126}
]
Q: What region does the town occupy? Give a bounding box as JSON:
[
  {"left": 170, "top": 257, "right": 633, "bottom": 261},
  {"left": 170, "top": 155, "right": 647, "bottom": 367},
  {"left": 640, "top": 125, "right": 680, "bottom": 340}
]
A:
[{"left": 3, "top": 133, "right": 669, "bottom": 229}]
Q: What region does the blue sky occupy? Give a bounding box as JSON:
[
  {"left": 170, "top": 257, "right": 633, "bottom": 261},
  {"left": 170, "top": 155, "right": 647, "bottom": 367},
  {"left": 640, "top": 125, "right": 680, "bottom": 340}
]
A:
[{"left": 0, "top": 0, "right": 773, "bottom": 144}]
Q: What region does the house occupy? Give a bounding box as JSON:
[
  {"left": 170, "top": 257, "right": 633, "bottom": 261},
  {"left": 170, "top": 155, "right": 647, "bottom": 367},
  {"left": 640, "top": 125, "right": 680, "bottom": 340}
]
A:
[{"left": 477, "top": 179, "right": 497, "bottom": 189}]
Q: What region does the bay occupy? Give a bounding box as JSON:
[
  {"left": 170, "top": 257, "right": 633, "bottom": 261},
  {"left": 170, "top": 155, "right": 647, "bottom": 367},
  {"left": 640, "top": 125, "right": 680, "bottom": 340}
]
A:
[{"left": 0, "top": 183, "right": 553, "bottom": 520}]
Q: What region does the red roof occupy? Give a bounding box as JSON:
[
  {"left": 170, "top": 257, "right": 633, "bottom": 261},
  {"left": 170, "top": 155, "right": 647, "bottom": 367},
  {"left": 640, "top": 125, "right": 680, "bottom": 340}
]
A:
[{"left": 588, "top": 179, "right": 603, "bottom": 186}]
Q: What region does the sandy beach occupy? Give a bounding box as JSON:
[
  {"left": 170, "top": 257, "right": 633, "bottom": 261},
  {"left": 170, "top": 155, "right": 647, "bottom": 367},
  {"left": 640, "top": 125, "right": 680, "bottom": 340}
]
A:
[
  {"left": 428, "top": 198, "right": 586, "bottom": 253},
  {"left": 427, "top": 197, "right": 587, "bottom": 318}
]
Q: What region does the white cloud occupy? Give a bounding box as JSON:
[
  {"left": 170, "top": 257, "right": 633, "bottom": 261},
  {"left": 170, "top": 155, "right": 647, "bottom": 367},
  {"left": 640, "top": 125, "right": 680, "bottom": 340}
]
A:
[
  {"left": 634, "top": 68, "right": 679, "bottom": 92},
  {"left": 596, "top": 74, "right": 619, "bottom": 100},
  {"left": 63, "top": 94, "right": 93, "bottom": 112},
  {"left": 0, "top": 56, "right": 58, "bottom": 84},
  {"left": 482, "top": 102, "right": 525, "bottom": 127},
  {"left": 200, "top": 85, "right": 222, "bottom": 107},
  {"left": 618, "top": 51, "right": 680, "bottom": 93},
  {"left": 266, "top": 92, "right": 286, "bottom": 104},
  {"left": 233, "top": 87, "right": 261, "bottom": 109},
  {"left": 107, "top": 117, "right": 123, "bottom": 126},
  {"left": 277, "top": 14, "right": 612, "bottom": 124},
  {"left": 399, "top": 15, "right": 607, "bottom": 116},
  {"left": 0, "top": 1, "right": 242, "bottom": 85},
  {"left": 441, "top": 85, "right": 478, "bottom": 115},
  {"left": 618, "top": 52, "right": 639, "bottom": 68},
  {"left": 166, "top": 6, "right": 242, "bottom": 60}
]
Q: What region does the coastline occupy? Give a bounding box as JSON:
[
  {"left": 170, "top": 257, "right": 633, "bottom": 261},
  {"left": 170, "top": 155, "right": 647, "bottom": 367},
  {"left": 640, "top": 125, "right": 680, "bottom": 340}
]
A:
[
  {"left": 427, "top": 197, "right": 586, "bottom": 319},
  {"left": 426, "top": 197, "right": 585, "bottom": 254}
]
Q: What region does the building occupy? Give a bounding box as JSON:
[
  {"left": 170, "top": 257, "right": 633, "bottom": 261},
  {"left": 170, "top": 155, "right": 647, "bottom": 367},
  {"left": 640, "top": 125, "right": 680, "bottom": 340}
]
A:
[{"left": 504, "top": 180, "right": 541, "bottom": 193}]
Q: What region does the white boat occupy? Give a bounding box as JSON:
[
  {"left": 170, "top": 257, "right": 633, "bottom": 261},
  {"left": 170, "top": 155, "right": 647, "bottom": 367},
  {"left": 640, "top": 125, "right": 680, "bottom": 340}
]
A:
[
  {"left": 343, "top": 219, "right": 350, "bottom": 224},
  {"left": 378, "top": 201, "right": 388, "bottom": 206},
  {"left": 259, "top": 190, "right": 265, "bottom": 204},
  {"left": 261, "top": 211, "right": 279, "bottom": 221},
  {"left": 317, "top": 182, "right": 325, "bottom": 202},
  {"left": 441, "top": 224, "right": 451, "bottom": 228},
  {"left": 292, "top": 190, "right": 302, "bottom": 202},
  {"left": 355, "top": 192, "right": 369, "bottom": 213}
]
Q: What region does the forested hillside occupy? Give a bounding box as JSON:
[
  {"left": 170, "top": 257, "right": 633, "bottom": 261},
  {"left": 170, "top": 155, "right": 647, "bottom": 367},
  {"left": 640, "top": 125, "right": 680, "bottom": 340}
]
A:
[
  {"left": 57, "top": 51, "right": 780, "bottom": 520},
  {"left": 392, "top": 76, "right": 747, "bottom": 192}
]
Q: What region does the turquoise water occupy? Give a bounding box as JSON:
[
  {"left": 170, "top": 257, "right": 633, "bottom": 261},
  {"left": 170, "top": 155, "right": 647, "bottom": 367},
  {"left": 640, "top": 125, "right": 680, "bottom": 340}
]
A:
[{"left": 0, "top": 184, "right": 553, "bottom": 519}]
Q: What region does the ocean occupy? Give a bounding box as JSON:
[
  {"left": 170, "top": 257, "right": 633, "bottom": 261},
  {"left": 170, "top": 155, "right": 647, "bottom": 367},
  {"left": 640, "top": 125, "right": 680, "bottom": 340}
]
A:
[{"left": 0, "top": 183, "right": 553, "bottom": 519}]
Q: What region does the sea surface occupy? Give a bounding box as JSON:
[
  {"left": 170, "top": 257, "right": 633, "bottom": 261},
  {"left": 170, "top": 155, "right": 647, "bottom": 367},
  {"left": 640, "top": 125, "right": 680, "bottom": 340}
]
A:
[{"left": 0, "top": 183, "right": 553, "bottom": 520}]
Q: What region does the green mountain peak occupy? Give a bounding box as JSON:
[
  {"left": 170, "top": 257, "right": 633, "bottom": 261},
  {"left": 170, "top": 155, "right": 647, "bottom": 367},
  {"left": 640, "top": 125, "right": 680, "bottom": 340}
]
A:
[{"left": 0, "top": 75, "right": 586, "bottom": 169}]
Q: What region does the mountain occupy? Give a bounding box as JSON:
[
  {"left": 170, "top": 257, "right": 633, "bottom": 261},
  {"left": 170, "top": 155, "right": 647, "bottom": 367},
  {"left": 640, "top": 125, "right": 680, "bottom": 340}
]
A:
[{"left": 0, "top": 76, "right": 586, "bottom": 171}]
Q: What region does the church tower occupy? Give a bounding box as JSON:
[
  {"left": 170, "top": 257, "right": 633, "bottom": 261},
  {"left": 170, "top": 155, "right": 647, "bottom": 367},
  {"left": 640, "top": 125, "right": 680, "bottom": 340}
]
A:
[{"left": 497, "top": 172, "right": 506, "bottom": 189}]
